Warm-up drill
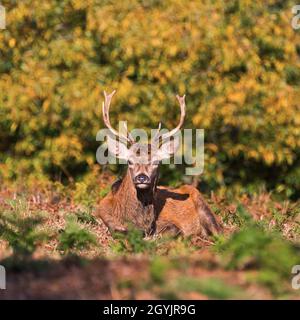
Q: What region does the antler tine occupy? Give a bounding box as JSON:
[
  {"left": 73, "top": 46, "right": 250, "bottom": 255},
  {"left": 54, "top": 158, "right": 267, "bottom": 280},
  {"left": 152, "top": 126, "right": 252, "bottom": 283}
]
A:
[
  {"left": 102, "top": 90, "right": 116, "bottom": 134},
  {"left": 102, "top": 90, "right": 134, "bottom": 144},
  {"left": 154, "top": 94, "right": 186, "bottom": 142},
  {"left": 122, "top": 121, "right": 135, "bottom": 144},
  {"left": 151, "top": 122, "right": 162, "bottom": 143}
]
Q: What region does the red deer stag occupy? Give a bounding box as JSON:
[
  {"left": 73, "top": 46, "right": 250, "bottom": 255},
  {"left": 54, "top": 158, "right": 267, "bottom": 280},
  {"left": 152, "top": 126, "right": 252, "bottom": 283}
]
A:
[{"left": 96, "top": 91, "right": 221, "bottom": 238}]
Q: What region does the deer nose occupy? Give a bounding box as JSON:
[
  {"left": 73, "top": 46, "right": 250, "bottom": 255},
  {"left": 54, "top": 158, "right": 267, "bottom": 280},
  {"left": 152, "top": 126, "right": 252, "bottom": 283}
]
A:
[{"left": 135, "top": 174, "right": 150, "bottom": 184}]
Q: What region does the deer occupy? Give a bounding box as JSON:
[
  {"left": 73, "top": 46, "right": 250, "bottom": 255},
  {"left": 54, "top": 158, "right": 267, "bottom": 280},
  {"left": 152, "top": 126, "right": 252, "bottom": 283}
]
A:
[{"left": 96, "top": 90, "right": 221, "bottom": 238}]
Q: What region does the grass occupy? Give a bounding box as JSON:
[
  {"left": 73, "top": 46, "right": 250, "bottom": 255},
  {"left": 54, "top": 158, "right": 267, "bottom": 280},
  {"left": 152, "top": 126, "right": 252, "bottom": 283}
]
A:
[
  {"left": 214, "top": 224, "right": 299, "bottom": 295},
  {"left": 0, "top": 186, "right": 299, "bottom": 299},
  {"left": 75, "top": 210, "right": 98, "bottom": 226},
  {"left": 58, "top": 215, "right": 97, "bottom": 255},
  {"left": 110, "top": 224, "right": 158, "bottom": 255},
  {"left": 0, "top": 199, "right": 49, "bottom": 259},
  {"left": 176, "top": 277, "right": 244, "bottom": 299}
]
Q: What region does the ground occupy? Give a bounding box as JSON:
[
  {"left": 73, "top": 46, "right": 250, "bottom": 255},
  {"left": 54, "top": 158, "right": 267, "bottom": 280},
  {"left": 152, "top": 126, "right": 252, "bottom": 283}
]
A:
[{"left": 0, "top": 185, "right": 300, "bottom": 300}]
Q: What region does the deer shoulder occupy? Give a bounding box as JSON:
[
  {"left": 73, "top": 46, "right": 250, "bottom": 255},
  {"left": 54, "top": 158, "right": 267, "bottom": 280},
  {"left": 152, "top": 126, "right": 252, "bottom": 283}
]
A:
[{"left": 97, "top": 179, "right": 128, "bottom": 233}]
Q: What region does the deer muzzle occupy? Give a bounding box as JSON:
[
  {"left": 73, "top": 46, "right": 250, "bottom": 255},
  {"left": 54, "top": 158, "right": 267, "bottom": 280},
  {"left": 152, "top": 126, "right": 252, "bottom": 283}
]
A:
[{"left": 134, "top": 174, "right": 151, "bottom": 188}]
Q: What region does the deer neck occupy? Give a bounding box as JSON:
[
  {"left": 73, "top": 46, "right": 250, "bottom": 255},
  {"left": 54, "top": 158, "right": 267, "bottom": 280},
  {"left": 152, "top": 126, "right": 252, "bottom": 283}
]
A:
[{"left": 115, "top": 170, "right": 157, "bottom": 234}]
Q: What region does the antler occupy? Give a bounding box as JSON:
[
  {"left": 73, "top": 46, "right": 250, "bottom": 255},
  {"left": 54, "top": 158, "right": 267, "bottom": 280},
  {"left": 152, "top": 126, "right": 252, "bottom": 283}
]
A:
[
  {"left": 102, "top": 90, "right": 135, "bottom": 144},
  {"left": 152, "top": 94, "right": 186, "bottom": 143}
]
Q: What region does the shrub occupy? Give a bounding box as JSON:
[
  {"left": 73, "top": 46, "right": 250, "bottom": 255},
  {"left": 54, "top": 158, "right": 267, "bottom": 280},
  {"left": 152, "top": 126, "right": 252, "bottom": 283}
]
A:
[
  {"left": 110, "top": 224, "right": 157, "bottom": 254},
  {"left": 0, "top": 199, "right": 48, "bottom": 259},
  {"left": 58, "top": 215, "right": 97, "bottom": 254},
  {"left": 0, "top": 1, "right": 299, "bottom": 196},
  {"left": 214, "top": 209, "right": 300, "bottom": 295}
]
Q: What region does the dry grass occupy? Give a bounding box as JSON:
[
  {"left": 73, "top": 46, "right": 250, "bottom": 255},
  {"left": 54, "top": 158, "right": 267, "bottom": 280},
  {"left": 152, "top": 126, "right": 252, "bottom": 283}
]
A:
[{"left": 0, "top": 184, "right": 300, "bottom": 300}]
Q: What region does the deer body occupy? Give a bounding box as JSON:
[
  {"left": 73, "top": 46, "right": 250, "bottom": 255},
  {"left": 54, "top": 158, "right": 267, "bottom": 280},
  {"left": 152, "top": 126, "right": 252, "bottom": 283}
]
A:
[
  {"left": 96, "top": 90, "right": 221, "bottom": 238},
  {"left": 155, "top": 185, "right": 220, "bottom": 236},
  {"left": 98, "top": 171, "right": 220, "bottom": 237}
]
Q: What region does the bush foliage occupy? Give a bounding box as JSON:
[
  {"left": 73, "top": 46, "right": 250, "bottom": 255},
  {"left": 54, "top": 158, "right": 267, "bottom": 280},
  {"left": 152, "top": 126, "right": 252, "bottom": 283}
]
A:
[
  {"left": 0, "top": 1, "right": 300, "bottom": 196},
  {"left": 58, "top": 215, "right": 97, "bottom": 254},
  {"left": 0, "top": 199, "right": 49, "bottom": 258}
]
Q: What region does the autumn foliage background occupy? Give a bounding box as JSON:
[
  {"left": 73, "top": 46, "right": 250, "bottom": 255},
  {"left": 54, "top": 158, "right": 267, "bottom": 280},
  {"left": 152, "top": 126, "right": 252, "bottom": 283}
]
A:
[
  {"left": 0, "top": 0, "right": 300, "bottom": 199},
  {"left": 1, "top": 0, "right": 300, "bottom": 300}
]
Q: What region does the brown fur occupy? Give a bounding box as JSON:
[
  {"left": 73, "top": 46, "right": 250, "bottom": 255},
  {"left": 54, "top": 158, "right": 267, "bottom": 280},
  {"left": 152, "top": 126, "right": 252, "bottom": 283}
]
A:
[{"left": 96, "top": 170, "right": 221, "bottom": 237}]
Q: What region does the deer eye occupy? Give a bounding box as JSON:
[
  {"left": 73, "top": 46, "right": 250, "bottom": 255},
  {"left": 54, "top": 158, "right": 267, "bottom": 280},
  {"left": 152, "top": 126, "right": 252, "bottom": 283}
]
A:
[{"left": 128, "top": 160, "right": 134, "bottom": 166}]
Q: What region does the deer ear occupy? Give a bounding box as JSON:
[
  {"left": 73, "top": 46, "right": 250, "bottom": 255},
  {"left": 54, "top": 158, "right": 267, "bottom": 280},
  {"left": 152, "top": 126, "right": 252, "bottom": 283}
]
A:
[
  {"left": 156, "top": 136, "right": 180, "bottom": 161},
  {"left": 107, "top": 135, "right": 129, "bottom": 160}
]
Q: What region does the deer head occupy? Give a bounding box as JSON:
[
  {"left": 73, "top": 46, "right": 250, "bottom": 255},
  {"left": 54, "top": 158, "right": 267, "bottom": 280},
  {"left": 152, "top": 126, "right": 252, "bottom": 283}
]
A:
[{"left": 102, "top": 90, "right": 186, "bottom": 190}]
